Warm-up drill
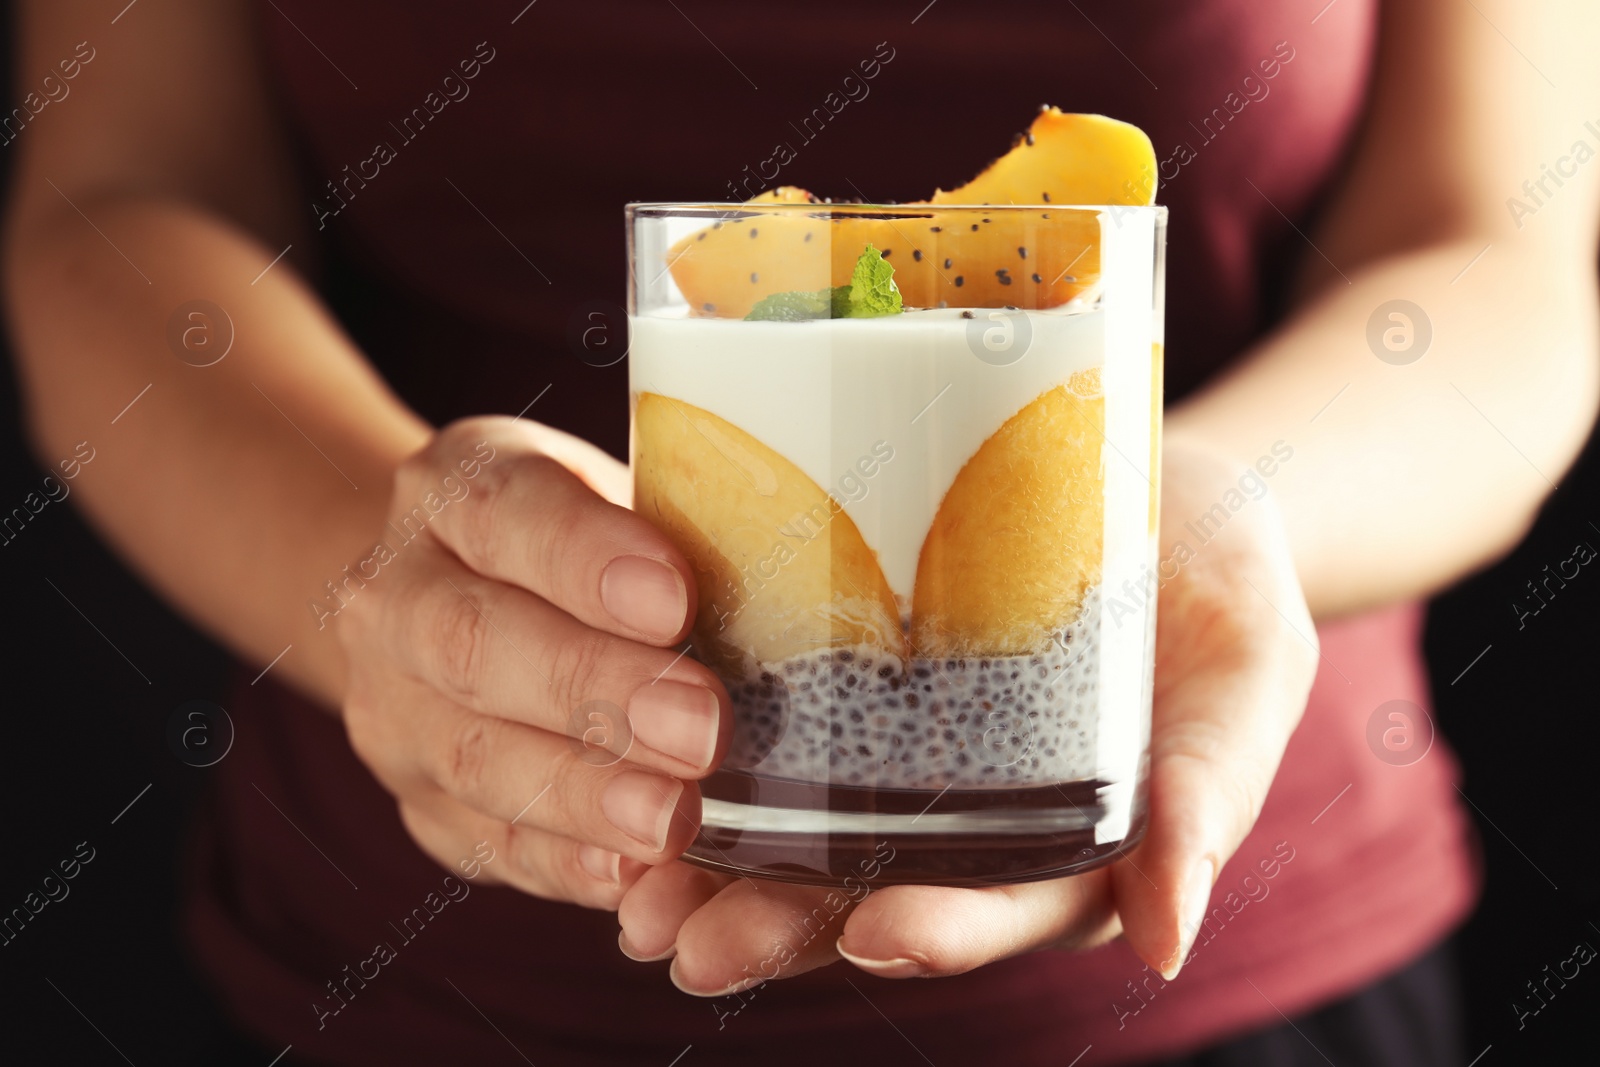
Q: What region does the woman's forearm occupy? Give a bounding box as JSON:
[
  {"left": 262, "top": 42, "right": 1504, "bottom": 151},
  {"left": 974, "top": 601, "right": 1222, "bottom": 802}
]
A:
[
  {"left": 4, "top": 196, "right": 431, "bottom": 707},
  {"left": 1166, "top": 0, "right": 1600, "bottom": 620},
  {"left": 1167, "top": 237, "right": 1599, "bottom": 618}
]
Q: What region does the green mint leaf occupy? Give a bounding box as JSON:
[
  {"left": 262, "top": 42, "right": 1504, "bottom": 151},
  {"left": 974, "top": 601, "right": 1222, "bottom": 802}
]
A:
[
  {"left": 741, "top": 245, "right": 902, "bottom": 321},
  {"left": 844, "top": 243, "right": 902, "bottom": 317},
  {"left": 744, "top": 287, "right": 838, "bottom": 321},
  {"left": 829, "top": 284, "right": 854, "bottom": 318}
]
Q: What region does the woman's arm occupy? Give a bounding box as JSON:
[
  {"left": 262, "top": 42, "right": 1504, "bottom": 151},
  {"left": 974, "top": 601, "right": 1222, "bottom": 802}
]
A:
[
  {"left": 4, "top": 0, "right": 431, "bottom": 707},
  {"left": 6, "top": 0, "right": 734, "bottom": 911},
  {"left": 1168, "top": 0, "right": 1600, "bottom": 618}
]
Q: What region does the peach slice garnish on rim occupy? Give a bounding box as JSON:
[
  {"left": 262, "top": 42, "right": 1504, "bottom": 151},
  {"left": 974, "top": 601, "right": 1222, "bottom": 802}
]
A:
[{"left": 667, "top": 108, "right": 1156, "bottom": 318}]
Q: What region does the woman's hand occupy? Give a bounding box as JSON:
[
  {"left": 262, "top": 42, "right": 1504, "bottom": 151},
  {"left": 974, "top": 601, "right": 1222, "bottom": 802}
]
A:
[
  {"left": 337, "top": 416, "right": 731, "bottom": 908},
  {"left": 615, "top": 437, "right": 1320, "bottom": 989}
]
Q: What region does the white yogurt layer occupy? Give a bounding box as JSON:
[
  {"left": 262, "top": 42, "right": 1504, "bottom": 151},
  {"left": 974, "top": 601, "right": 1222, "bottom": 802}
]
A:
[{"left": 630, "top": 305, "right": 1154, "bottom": 603}]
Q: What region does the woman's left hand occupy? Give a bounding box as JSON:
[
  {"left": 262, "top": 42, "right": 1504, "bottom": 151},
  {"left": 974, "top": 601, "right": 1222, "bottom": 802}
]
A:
[{"left": 616, "top": 438, "right": 1321, "bottom": 993}]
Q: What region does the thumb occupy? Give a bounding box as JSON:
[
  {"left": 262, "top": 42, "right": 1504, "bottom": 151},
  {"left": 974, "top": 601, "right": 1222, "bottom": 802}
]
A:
[{"left": 1112, "top": 538, "right": 1319, "bottom": 980}]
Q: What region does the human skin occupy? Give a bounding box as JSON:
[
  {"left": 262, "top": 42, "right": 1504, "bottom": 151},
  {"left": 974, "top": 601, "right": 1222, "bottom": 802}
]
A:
[{"left": 5, "top": 0, "right": 1597, "bottom": 989}]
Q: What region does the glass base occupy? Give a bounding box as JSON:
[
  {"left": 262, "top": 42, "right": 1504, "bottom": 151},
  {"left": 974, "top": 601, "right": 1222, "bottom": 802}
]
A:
[{"left": 683, "top": 772, "right": 1147, "bottom": 888}]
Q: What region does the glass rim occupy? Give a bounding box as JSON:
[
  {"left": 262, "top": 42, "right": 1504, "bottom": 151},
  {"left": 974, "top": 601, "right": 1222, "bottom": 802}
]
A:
[{"left": 627, "top": 201, "right": 1167, "bottom": 219}]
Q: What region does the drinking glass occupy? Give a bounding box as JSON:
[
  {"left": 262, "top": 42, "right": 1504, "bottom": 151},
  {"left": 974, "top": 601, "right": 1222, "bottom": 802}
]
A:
[{"left": 628, "top": 201, "right": 1165, "bottom": 887}]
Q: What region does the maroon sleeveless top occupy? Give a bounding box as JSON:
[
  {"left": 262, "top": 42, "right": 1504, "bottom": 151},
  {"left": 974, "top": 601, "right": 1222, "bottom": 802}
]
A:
[{"left": 188, "top": 2, "right": 1477, "bottom": 1063}]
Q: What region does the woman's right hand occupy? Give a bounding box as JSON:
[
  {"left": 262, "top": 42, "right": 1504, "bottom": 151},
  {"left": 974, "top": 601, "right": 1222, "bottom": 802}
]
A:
[{"left": 337, "top": 416, "right": 729, "bottom": 908}]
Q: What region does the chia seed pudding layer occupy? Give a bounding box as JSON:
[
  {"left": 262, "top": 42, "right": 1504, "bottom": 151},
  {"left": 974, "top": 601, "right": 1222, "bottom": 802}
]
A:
[{"left": 721, "top": 587, "right": 1103, "bottom": 790}]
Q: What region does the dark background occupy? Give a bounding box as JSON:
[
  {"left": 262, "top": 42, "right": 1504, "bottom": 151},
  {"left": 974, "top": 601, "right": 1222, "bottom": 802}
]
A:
[{"left": 2, "top": 10, "right": 1597, "bottom": 1067}]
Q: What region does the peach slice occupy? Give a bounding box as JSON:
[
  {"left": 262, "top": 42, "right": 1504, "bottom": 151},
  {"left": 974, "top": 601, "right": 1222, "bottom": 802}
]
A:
[
  {"left": 929, "top": 110, "right": 1156, "bottom": 207},
  {"left": 632, "top": 392, "right": 905, "bottom": 669},
  {"left": 910, "top": 369, "right": 1106, "bottom": 658},
  {"left": 667, "top": 108, "right": 1155, "bottom": 318}
]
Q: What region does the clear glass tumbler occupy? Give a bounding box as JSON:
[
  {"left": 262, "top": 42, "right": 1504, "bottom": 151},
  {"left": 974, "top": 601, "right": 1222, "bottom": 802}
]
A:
[{"left": 628, "top": 201, "right": 1165, "bottom": 887}]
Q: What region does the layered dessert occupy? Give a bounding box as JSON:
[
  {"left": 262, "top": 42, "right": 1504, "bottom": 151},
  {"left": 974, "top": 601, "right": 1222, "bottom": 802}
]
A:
[{"left": 630, "top": 109, "right": 1161, "bottom": 833}]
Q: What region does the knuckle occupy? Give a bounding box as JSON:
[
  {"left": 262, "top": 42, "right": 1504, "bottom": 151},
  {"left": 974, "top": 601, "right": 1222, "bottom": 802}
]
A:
[
  {"left": 432, "top": 588, "right": 492, "bottom": 702},
  {"left": 535, "top": 751, "right": 587, "bottom": 833},
  {"left": 548, "top": 629, "right": 611, "bottom": 714},
  {"left": 394, "top": 418, "right": 508, "bottom": 542},
  {"left": 534, "top": 471, "right": 595, "bottom": 580},
  {"left": 442, "top": 714, "right": 494, "bottom": 800},
  {"left": 454, "top": 461, "right": 510, "bottom": 572},
  {"left": 450, "top": 449, "right": 546, "bottom": 574},
  {"left": 484, "top": 443, "right": 556, "bottom": 497}
]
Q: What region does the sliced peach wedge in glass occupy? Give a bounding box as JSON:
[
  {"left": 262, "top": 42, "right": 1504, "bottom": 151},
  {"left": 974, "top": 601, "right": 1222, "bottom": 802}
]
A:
[
  {"left": 666, "top": 108, "right": 1156, "bottom": 318},
  {"left": 911, "top": 368, "right": 1107, "bottom": 659},
  {"left": 632, "top": 393, "right": 906, "bottom": 676}
]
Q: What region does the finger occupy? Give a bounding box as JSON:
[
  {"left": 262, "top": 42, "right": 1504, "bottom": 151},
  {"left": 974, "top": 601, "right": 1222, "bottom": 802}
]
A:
[
  {"left": 397, "top": 795, "right": 648, "bottom": 911},
  {"left": 346, "top": 673, "right": 702, "bottom": 864},
  {"left": 835, "top": 872, "right": 1118, "bottom": 980},
  {"left": 382, "top": 548, "right": 729, "bottom": 777},
  {"left": 404, "top": 419, "right": 694, "bottom": 645},
  {"left": 422, "top": 702, "right": 701, "bottom": 864},
  {"left": 616, "top": 860, "right": 733, "bottom": 961},
  {"left": 1113, "top": 531, "right": 1319, "bottom": 980},
  {"left": 668, "top": 879, "right": 859, "bottom": 996}
]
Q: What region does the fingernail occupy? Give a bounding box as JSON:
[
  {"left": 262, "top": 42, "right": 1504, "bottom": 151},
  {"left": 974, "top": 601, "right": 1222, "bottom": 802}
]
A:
[
  {"left": 602, "top": 771, "right": 682, "bottom": 851},
  {"left": 837, "top": 939, "right": 928, "bottom": 979},
  {"left": 601, "top": 556, "right": 687, "bottom": 641},
  {"left": 1162, "top": 858, "right": 1215, "bottom": 981},
  {"left": 629, "top": 681, "right": 719, "bottom": 768},
  {"left": 577, "top": 844, "right": 621, "bottom": 884},
  {"left": 618, "top": 929, "right": 676, "bottom": 962},
  {"left": 669, "top": 957, "right": 760, "bottom": 998}
]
